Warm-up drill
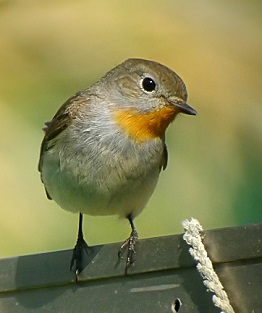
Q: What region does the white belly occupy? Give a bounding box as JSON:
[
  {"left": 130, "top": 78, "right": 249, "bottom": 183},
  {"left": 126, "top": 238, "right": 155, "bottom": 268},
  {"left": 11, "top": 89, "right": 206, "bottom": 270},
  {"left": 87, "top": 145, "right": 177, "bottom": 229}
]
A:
[{"left": 41, "top": 133, "right": 163, "bottom": 218}]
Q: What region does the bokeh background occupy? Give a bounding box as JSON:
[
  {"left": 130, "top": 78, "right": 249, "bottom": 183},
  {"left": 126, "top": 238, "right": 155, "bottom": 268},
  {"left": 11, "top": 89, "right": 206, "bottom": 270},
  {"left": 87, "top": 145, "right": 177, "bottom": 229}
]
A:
[{"left": 0, "top": 0, "right": 261, "bottom": 258}]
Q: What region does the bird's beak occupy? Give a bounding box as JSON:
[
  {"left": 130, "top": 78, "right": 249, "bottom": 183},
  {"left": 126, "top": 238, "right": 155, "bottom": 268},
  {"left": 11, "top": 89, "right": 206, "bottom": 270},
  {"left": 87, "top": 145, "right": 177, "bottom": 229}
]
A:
[
  {"left": 167, "top": 96, "right": 197, "bottom": 116},
  {"left": 176, "top": 101, "right": 197, "bottom": 115}
]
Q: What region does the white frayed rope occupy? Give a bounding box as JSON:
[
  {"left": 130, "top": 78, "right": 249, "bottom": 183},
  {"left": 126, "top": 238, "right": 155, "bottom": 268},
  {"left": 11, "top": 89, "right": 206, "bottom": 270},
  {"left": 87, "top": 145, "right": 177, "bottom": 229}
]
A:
[{"left": 182, "top": 218, "right": 235, "bottom": 313}]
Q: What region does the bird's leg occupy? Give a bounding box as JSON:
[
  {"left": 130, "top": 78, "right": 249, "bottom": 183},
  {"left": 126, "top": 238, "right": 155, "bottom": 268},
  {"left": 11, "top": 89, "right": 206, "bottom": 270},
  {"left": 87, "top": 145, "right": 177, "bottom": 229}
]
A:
[
  {"left": 118, "top": 215, "right": 138, "bottom": 274},
  {"left": 70, "top": 213, "right": 89, "bottom": 275}
]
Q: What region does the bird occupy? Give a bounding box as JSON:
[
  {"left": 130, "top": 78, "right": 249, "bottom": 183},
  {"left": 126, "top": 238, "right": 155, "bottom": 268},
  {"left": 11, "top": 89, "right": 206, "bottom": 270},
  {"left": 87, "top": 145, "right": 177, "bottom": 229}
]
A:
[{"left": 38, "top": 58, "right": 197, "bottom": 275}]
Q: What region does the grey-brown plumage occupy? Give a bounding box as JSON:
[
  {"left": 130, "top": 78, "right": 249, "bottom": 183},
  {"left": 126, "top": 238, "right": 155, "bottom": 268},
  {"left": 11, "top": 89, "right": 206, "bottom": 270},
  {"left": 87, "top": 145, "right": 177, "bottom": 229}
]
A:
[{"left": 39, "top": 58, "right": 196, "bottom": 274}]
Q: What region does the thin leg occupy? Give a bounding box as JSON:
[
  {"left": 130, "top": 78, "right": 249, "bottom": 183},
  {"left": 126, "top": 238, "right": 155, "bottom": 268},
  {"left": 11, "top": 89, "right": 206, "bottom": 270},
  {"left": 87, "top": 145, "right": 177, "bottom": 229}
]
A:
[
  {"left": 70, "top": 213, "right": 89, "bottom": 275},
  {"left": 118, "top": 215, "right": 138, "bottom": 274}
]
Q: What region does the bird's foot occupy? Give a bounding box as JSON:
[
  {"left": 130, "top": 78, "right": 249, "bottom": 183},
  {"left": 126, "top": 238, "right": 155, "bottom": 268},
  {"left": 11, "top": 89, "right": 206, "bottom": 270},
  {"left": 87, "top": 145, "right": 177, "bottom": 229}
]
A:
[
  {"left": 70, "top": 237, "right": 89, "bottom": 275},
  {"left": 118, "top": 229, "right": 138, "bottom": 274}
]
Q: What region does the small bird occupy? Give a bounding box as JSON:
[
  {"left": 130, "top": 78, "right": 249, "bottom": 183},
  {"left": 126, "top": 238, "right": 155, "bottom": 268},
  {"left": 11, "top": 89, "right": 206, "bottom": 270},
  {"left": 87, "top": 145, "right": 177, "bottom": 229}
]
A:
[{"left": 38, "top": 58, "right": 196, "bottom": 275}]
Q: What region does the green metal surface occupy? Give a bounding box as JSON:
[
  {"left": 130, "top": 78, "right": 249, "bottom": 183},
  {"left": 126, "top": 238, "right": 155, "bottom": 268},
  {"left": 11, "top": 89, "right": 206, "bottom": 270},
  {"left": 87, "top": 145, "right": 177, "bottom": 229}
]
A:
[{"left": 0, "top": 223, "right": 261, "bottom": 312}]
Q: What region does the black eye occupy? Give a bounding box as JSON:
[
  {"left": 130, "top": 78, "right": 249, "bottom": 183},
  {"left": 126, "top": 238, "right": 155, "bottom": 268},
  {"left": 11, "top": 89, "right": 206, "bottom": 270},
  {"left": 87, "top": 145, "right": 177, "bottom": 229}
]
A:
[{"left": 142, "top": 77, "right": 156, "bottom": 92}]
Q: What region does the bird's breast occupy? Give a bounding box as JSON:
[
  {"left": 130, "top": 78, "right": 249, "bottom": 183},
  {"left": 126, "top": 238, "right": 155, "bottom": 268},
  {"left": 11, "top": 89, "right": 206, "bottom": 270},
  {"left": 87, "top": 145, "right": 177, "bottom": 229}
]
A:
[{"left": 41, "top": 125, "right": 164, "bottom": 216}]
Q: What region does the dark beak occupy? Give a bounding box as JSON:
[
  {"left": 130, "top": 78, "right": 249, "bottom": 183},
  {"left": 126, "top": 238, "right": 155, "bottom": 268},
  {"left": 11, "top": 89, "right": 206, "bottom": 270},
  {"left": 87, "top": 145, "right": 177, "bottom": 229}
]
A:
[
  {"left": 168, "top": 96, "right": 197, "bottom": 115},
  {"left": 176, "top": 101, "right": 197, "bottom": 115}
]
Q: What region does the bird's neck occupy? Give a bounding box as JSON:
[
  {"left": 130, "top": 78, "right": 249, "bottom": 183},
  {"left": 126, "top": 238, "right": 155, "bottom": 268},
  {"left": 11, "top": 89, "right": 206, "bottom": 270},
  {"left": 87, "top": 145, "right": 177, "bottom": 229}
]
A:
[{"left": 113, "top": 106, "right": 178, "bottom": 142}]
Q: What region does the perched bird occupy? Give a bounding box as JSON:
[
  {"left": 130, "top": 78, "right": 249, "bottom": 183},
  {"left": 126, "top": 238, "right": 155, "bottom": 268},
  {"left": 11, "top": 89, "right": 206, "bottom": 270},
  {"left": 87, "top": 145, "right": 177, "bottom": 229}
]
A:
[{"left": 38, "top": 58, "right": 196, "bottom": 274}]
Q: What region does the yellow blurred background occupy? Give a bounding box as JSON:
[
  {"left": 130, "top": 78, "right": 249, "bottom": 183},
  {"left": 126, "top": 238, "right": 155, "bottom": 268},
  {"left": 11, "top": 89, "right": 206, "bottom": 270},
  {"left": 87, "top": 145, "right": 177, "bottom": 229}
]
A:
[{"left": 0, "top": 0, "right": 261, "bottom": 258}]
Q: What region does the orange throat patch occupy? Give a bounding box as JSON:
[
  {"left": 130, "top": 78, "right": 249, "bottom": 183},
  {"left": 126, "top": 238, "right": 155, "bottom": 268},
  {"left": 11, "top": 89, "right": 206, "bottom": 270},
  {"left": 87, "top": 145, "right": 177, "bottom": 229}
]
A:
[{"left": 114, "top": 106, "right": 178, "bottom": 142}]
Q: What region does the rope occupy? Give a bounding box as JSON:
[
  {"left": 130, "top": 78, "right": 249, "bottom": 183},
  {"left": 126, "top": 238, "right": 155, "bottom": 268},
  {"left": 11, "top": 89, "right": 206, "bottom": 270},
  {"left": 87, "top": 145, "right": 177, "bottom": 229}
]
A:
[{"left": 182, "top": 218, "right": 235, "bottom": 313}]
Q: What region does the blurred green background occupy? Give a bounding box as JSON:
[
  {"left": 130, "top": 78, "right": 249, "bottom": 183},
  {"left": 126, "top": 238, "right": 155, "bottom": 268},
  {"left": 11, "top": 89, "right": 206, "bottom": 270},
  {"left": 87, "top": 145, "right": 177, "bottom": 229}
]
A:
[{"left": 0, "top": 0, "right": 261, "bottom": 258}]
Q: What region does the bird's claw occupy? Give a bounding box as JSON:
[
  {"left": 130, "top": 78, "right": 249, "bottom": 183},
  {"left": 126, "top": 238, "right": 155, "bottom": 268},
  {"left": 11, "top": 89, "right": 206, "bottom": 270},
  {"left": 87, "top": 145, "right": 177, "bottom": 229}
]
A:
[
  {"left": 118, "top": 229, "right": 138, "bottom": 274},
  {"left": 70, "top": 237, "right": 89, "bottom": 275}
]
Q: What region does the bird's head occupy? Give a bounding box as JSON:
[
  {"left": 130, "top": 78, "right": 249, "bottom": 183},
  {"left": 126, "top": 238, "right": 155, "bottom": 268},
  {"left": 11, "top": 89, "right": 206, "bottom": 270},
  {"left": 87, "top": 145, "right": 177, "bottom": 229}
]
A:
[{"left": 95, "top": 58, "right": 197, "bottom": 142}]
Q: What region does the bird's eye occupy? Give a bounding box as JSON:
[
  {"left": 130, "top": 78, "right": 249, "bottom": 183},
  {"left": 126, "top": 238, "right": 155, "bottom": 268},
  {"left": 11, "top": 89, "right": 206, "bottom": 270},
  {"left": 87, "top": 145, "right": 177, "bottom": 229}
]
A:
[{"left": 141, "top": 77, "right": 156, "bottom": 92}]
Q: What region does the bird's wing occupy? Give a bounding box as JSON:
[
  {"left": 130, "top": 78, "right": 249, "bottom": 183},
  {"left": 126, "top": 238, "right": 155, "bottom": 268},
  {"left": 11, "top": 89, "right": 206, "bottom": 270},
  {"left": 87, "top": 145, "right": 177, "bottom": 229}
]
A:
[
  {"left": 38, "top": 92, "right": 89, "bottom": 173},
  {"left": 160, "top": 143, "right": 168, "bottom": 171},
  {"left": 38, "top": 92, "right": 91, "bottom": 200}
]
